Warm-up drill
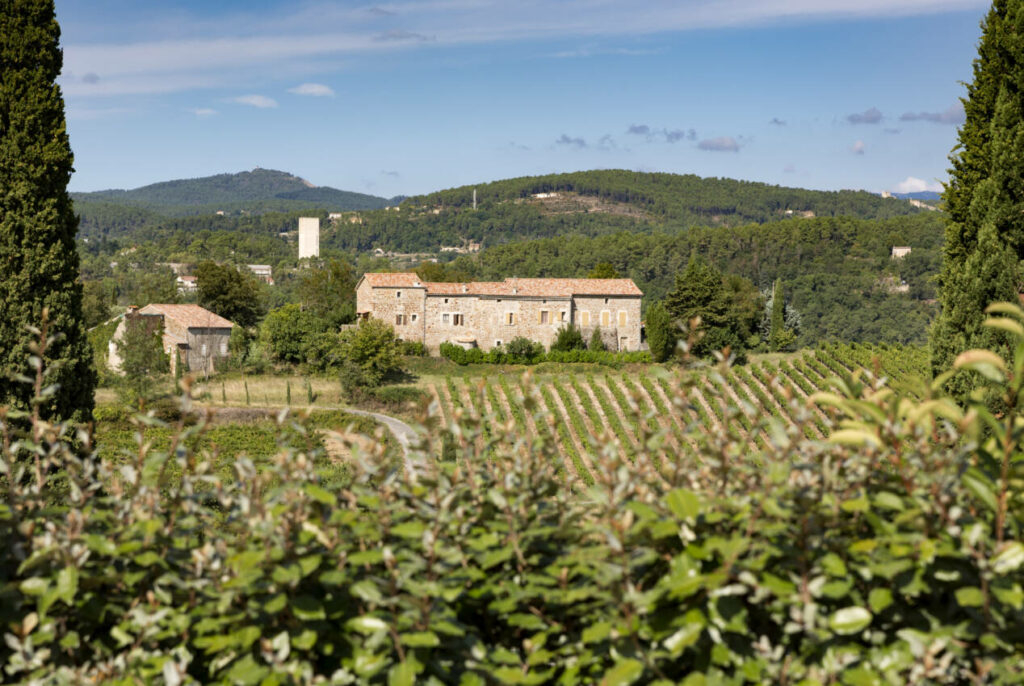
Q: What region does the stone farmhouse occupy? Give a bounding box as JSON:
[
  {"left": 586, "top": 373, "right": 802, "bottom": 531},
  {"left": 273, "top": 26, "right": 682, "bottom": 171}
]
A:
[
  {"left": 108, "top": 304, "right": 234, "bottom": 375},
  {"left": 356, "top": 273, "right": 643, "bottom": 353}
]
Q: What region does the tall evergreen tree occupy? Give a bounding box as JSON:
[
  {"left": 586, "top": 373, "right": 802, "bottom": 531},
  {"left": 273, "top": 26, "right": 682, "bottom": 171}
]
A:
[
  {"left": 0, "top": 1, "right": 95, "bottom": 421},
  {"left": 932, "top": 0, "right": 1024, "bottom": 385},
  {"left": 644, "top": 302, "right": 677, "bottom": 363}
]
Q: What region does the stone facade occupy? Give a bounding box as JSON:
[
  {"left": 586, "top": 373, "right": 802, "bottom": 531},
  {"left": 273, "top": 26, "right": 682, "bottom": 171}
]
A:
[{"left": 356, "top": 273, "right": 643, "bottom": 353}]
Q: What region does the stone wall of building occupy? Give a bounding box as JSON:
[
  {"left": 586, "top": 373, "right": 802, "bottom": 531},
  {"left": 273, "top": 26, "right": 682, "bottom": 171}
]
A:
[
  {"left": 184, "top": 327, "right": 232, "bottom": 372},
  {"left": 358, "top": 281, "right": 643, "bottom": 354},
  {"left": 571, "top": 295, "right": 642, "bottom": 351},
  {"left": 358, "top": 281, "right": 428, "bottom": 343}
]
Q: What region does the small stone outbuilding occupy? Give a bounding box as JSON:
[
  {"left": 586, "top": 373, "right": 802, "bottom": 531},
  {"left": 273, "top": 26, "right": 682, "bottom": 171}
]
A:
[{"left": 108, "top": 304, "right": 234, "bottom": 374}]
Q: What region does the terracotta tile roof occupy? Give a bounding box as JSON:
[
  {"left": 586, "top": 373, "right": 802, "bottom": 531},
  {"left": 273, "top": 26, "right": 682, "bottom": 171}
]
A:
[
  {"left": 139, "top": 304, "right": 234, "bottom": 329},
  {"left": 419, "top": 278, "right": 643, "bottom": 298},
  {"left": 361, "top": 272, "right": 423, "bottom": 288},
  {"left": 360, "top": 273, "right": 643, "bottom": 297}
]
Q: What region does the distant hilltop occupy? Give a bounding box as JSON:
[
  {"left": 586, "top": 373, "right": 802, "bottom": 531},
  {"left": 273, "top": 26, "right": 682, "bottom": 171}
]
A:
[{"left": 71, "top": 168, "right": 403, "bottom": 217}]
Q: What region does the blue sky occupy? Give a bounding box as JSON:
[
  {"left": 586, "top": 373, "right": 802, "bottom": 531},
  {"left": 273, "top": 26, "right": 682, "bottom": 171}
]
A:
[{"left": 56, "top": 0, "right": 988, "bottom": 198}]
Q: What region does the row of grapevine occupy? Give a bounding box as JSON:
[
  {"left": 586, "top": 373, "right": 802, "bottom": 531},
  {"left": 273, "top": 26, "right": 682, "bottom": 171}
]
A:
[{"left": 426, "top": 346, "right": 926, "bottom": 483}]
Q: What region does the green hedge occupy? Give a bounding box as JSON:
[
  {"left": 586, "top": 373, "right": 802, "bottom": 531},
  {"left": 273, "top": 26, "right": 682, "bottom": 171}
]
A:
[
  {"left": 3, "top": 308, "right": 1024, "bottom": 683},
  {"left": 439, "top": 341, "right": 651, "bottom": 367}
]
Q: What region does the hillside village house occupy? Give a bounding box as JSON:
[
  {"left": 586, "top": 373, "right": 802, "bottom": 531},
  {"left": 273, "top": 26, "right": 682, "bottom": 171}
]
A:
[
  {"left": 356, "top": 273, "right": 643, "bottom": 353},
  {"left": 108, "top": 304, "right": 234, "bottom": 374}
]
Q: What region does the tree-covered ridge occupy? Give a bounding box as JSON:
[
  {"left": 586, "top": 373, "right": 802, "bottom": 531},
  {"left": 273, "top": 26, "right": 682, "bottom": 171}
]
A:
[
  {"left": 71, "top": 168, "right": 393, "bottom": 216},
  {"left": 449, "top": 213, "right": 944, "bottom": 346},
  {"left": 408, "top": 169, "right": 926, "bottom": 224}
]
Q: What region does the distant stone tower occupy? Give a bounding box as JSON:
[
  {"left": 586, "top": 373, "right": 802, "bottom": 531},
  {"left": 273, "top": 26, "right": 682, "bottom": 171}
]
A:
[{"left": 298, "top": 217, "right": 320, "bottom": 259}]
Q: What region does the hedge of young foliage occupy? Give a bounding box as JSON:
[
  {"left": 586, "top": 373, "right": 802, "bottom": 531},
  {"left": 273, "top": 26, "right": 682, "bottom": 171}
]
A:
[
  {"left": 439, "top": 340, "right": 651, "bottom": 367},
  {"left": 2, "top": 306, "right": 1024, "bottom": 684}
]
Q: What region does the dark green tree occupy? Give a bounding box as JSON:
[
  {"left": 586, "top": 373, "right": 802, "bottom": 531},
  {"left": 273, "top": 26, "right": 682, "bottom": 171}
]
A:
[
  {"left": 645, "top": 302, "right": 677, "bottom": 362},
  {"left": 115, "top": 316, "right": 169, "bottom": 408},
  {"left": 550, "top": 325, "right": 585, "bottom": 352},
  {"left": 932, "top": 0, "right": 1024, "bottom": 383},
  {"left": 768, "top": 279, "right": 797, "bottom": 352},
  {"left": 195, "top": 261, "right": 265, "bottom": 328},
  {"left": 0, "top": 0, "right": 96, "bottom": 422},
  {"left": 298, "top": 259, "right": 358, "bottom": 328},
  {"left": 587, "top": 262, "right": 620, "bottom": 279},
  {"left": 589, "top": 327, "right": 606, "bottom": 351}
]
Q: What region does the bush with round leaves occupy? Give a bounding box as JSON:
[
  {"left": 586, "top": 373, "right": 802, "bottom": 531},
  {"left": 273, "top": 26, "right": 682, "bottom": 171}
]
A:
[{"left": 2, "top": 305, "right": 1024, "bottom": 683}]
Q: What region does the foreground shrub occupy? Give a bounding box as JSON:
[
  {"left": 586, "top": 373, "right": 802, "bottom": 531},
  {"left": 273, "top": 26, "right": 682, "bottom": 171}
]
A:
[{"left": 2, "top": 306, "right": 1024, "bottom": 683}]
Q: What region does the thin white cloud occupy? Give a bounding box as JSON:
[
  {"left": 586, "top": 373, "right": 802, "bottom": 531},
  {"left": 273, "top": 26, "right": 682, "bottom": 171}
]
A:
[
  {"left": 189, "top": 108, "right": 217, "bottom": 117},
  {"left": 847, "top": 107, "right": 883, "bottom": 125},
  {"left": 900, "top": 102, "right": 965, "bottom": 125},
  {"left": 698, "top": 136, "right": 740, "bottom": 152},
  {"left": 60, "top": 0, "right": 988, "bottom": 97},
  {"left": 851, "top": 140, "right": 866, "bottom": 155},
  {"left": 288, "top": 82, "right": 335, "bottom": 97},
  {"left": 232, "top": 94, "right": 278, "bottom": 108},
  {"left": 895, "top": 176, "right": 942, "bottom": 193}
]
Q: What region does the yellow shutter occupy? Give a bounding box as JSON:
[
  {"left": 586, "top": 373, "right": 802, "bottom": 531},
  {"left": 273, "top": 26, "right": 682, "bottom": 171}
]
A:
[
  {"left": 618, "top": 311, "right": 627, "bottom": 327},
  {"left": 581, "top": 312, "right": 590, "bottom": 326}
]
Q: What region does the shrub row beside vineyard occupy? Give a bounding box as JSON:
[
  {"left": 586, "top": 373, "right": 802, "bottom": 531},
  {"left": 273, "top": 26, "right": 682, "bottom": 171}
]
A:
[{"left": 2, "top": 320, "right": 1023, "bottom": 683}]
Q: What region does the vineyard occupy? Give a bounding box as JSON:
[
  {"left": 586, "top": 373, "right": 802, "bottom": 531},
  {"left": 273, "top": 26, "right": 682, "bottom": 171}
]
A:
[{"left": 427, "top": 343, "right": 930, "bottom": 484}]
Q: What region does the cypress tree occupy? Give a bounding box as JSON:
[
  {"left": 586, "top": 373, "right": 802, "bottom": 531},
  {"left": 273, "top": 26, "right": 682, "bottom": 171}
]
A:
[
  {"left": 931, "top": 0, "right": 1024, "bottom": 385},
  {"left": 0, "top": 1, "right": 95, "bottom": 422},
  {"left": 769, "top": 279, "right": 786, "bottom": 350},
  {"left": 644, "top": 302, "right": 677, "bottom": 363}
]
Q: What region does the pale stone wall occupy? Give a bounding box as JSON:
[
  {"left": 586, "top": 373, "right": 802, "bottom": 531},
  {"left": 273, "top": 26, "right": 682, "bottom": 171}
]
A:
[
  {"left": 362, "top": 285, "right": 427, "bottom": 343},
  {"left": 360, "top": 284, "right": 643, "bottom": 354},
  {"left": 571, "top": 295, "right": 642, "bottom": 351}
]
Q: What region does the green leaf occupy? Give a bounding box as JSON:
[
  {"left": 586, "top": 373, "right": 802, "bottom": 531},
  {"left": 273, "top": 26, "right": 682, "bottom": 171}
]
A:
[
  {"left": 304, "top": 483, "right": 337, "bottom": 506},
  {"left": 388, "top": 661, "right": 417, "bottom": 686},
  {"left": 868, "top": 588, "right": 893, "bottom": 613},
  {"left": 19, "top": 577, "right": 48, "bottom": 596},
  {"left": 56, "top": 566, "right": 78, "bottom": 605},
  {"left": 351, "top": 580, "right": 384, "bottom": 603},
  {"left": 225, "top": 655, "right": 269, "bottom": 685},
  {"left": 664, "top": 622, "right": 703, "bottom": 657},
  {"left": 601, "top": 658, "right": 644, "bottom": 686},
  {"left": 993, "top": 542, "right": 1024, "bottom": 575},
  {"left": 666, "top": 489, "right": 700, "bottom": 522},
  {"left": 962, "top": 469, "right": 998, "bottom": 512},
  {"left": 347, "top": 616, "right": 389, "bottom": 635},
  {"left": 874, "top": 492, "right": 904, "bottom": 511},
  {"left": 582, "top": 621, "right": 612, "bottom": 644},
  {"left": 401, "top": 631, "right": 440, "bottom": 647},
  {"left": 391, "top": 521, "right": 426, "bottom": 538},
  {"left": 292, "top": 629, "right": 318, "bottom": 651},
  {"left": 133, "top": 552, "right": 163, "bottom": 567},
  {"left": 828, "top": 606, "right": 872, "bottom": 635},
  {"left": 291, "top": 595, "right": 325, "bottom": 621},
  {"left": 955, "top": 587, "right": 985, "bottom": 608}
]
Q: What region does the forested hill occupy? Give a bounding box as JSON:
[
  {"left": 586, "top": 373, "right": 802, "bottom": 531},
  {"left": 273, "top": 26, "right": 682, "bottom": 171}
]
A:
[
  {"left": 71, "top": 168, "right": 394, "bottom": 216},
  {"left": 408, "top": 170, "right": 925, "bottom": 226}
]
